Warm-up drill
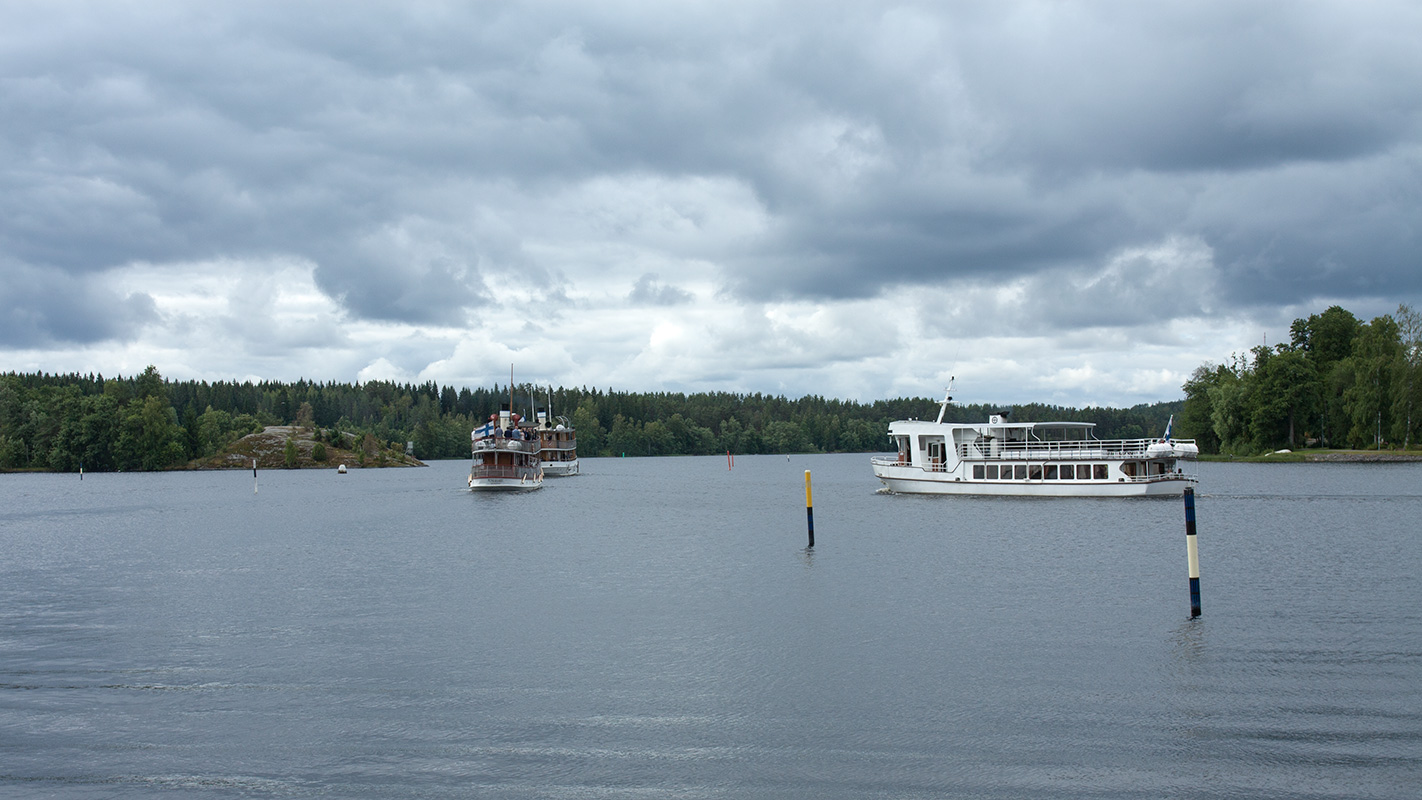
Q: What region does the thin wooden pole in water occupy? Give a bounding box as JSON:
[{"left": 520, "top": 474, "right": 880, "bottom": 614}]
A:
[
  {"left": 253, "top": 458, "right": 258, "bottom": 494},
  {"left": 1184, "top": 487, "right": 1201, "bottom": 617},
  {"left": 804, "top": 470, "right": 814, "bottom": 548}
]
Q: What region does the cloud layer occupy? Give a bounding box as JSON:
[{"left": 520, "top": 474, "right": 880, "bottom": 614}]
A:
[{"left": 3, "top": 1, "right": 1419, "bottom": 406}]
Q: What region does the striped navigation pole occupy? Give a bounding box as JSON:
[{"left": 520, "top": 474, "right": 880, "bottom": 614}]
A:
[
  {"left": 1184, "top": 487, "right": 1201, "bottom": 617},
  {"left": 804, "top": 470, "right": 815, "bottom": 548},
  {"left": 253, "top": 458, "right": 259, "bottom": 494}
]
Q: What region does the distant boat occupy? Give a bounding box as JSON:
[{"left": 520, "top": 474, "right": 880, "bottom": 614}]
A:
[
  {"left": 870, "top": 385, "right": 1198, "bottom": 497},
  {"left": 535, "top": 408, "right": 579, "bottom": 477},
  {"left": 468, "top": 409, "right": 543, "bottom": 492}
]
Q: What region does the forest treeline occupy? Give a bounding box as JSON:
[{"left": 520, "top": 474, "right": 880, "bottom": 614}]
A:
[
  {"left": 7, "top": 300, "right": 1410, "bottom": 472},
  {"left": 1178, "top": 304, "right": 1422, "bottom": 455},
  {"left": 1, "top": 366, "right": 1181, "bottom": 472}
]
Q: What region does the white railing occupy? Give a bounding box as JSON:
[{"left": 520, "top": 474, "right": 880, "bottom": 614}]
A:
[
  {"left": 473, "top": 438, "right": 539, "bottom": 455},
  {"left": 470, "top": 464, "right": 539, "bottom": 480},
  {"left": 956, "top": 438, "right": 1195, "bottom": 461},
  {"left": 1123, "top": 472, "right": 1194, "bottom": 483}
]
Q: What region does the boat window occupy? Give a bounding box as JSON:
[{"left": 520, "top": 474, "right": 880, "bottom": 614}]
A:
[
  {"left": 1059, "top": 464, "right": 1074, "bottom": 480},
  {"left": 973, "top": 464, "right": 985, "bottom": 479},
  {"left": 1028, "top": 464, "right": 1042, "bottom": 480},
  {"left": 1044, "top": 464, "right": 1058, "bottom": 480},
  {"left": 1078, "top": 464, "right": 1090, "bottom": 478},
  {"left": 1121, "top": 462, "right": 1136, "bottom": 477},
  {"left": 1014, "top": 464, "right": 1027, "bottom": 480},
  {"left": 1093, "top": 464, "right": 1108, "bottom": 480},
  {"left": 985, "top": 464, "right": 999, "bottom": 479}
]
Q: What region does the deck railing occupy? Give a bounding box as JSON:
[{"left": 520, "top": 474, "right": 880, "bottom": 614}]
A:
[
  {"left": 473, "top": 438, "right": 539, "bottom": 455},
  {"left": 955, "top": 438, "right": 1195, "bottom": 461},
  {"left": 1122, "top": 472, "right": 1194, "bottom": 483},
  {"left": 469, "top": 464, "right": 538, "bottom": 480}
]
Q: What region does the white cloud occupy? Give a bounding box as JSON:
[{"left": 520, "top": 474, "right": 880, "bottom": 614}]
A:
[{"left": 356, "top": 357, "right": 409, "bottom": 385}]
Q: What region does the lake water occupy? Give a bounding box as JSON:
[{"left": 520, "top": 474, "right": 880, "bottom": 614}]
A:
[{"left": 2, "top": 456, "right": 1419, "bottom": 798}]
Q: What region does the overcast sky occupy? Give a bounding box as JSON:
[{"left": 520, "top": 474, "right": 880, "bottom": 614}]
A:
[{"left": 3, "top": 1, "right": 1420, "bottom": 408}]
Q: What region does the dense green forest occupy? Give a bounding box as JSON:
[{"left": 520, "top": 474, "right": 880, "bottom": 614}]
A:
[
  {"left": 1, "top": 366, "right": 1181, "bottom": 472},
  {"left": 7, "top": 300, "right": 1412, "bottom": 472},
  {"left": 1178, "top": 304, "right": 1422, "bottom": 455}
]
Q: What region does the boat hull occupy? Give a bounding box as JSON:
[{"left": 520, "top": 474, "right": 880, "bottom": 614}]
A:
[
  {"left": 468, "top": 475, "right": 543, "bottom": 491},
  {"left": 872, "top": 463, "right": 1194, "bottom": 497},
  {"left": 541, "top": 458, "right": 579, "bottom": 477}
]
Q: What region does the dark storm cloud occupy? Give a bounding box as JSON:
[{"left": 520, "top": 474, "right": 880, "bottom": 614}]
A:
[
  {"left": 318, "top": 230, "right": 488, "bottom": 326},
  {"left": 0, "top": 260, "right": 156, "bottom": 346},
  {"left": 710, "top": 1, "right": 1422, "bottom": 308},
  {"left": 724, "top": 185, "right": 1146, "bottom": 303},
  {"left": 956, "top": 3, "right": 1416, "bottom": 174},
  {"left": 936, "top": 2, "right": 1422, "bottom": 309},
  {"left": 0, "top": 1, "right": 511, "bottom": 333},
  {"left": 2, "top": 0, "right": 1420, "bottom": 352}
]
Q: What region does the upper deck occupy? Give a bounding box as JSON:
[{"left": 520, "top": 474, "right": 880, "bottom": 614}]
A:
[
  {"left": 472, "top": 436, "right": 540, "bottom": 455},
  {"left": 536, "top": 429, "right": 577, "bottom": 453},
  {"left": 884, "top": 417, "right": 1196, "bottom": 465}
]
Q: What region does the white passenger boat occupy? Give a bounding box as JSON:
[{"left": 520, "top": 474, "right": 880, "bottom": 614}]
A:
[
  {"left": 535, "top": 411, "right": 579, "bottom": 476},
  {"left": 871, "top": 388, "right": 1198, "bottom": 497},
  {"left": 468, "top": 409, "right": 543, "bottom": 491}
]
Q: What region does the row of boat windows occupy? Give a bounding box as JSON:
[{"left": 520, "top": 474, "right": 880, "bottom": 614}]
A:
[{"left": 972, "top": 463, "right": 1110, "bottom": 480}]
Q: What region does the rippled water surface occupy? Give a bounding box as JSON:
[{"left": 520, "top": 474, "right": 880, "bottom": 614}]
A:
[{"left": 2, "top": 456, "right": 1419, "bottom": 798}]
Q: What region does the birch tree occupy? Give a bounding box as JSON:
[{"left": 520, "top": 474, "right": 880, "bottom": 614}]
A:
[{"left": 1392, "top": 303, "right": 1422, "bottom": 448}]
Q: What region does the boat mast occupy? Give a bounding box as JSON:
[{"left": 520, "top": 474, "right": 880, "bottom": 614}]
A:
[{"left": 936, "top": 377, "right": 955, "bottom": 424}]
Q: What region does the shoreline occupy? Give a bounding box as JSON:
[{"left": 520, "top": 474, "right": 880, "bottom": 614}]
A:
[
  {"left": 1300, "top": 452, "right": 1422, "bottom": 463},
  {"left": 1201, "top": 451, "right": 1422, "bottom": 464}
]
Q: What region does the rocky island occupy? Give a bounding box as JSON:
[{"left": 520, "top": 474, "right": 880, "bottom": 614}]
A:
[{"left": 189, "top": 425, "right": 425, "bottom": 470}]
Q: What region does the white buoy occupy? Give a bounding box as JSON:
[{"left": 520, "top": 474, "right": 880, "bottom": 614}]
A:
[{"left": 337, "top": 464, "right": 347, "bottom": 474}]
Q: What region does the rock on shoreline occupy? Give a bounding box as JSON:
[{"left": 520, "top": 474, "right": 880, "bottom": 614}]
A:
[{"left": 190, "top": 425, "right": 425, "bottom": 469}]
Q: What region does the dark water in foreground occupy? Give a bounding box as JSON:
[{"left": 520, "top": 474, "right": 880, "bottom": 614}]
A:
[{"left": 2, "top": 456, "right": 1419, "bottom": 798}]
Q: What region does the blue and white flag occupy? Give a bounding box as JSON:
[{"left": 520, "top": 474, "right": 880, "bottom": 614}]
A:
[
  {"left": 473, "top": 421, "right": 497, "bottom": 441},
  {"left": 1162, "top": 415, "right": 1174, "bottom": 442}
]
